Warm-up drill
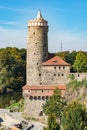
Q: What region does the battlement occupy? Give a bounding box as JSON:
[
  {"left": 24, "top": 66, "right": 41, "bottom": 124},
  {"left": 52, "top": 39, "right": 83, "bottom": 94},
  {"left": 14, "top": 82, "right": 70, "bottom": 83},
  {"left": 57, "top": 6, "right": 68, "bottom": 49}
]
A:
[
  {"left": 28, "top": 10, "right": 48, "bottom": 27},
  {"left": 28, "top": 20, "right": 48, "bottom": 27}
]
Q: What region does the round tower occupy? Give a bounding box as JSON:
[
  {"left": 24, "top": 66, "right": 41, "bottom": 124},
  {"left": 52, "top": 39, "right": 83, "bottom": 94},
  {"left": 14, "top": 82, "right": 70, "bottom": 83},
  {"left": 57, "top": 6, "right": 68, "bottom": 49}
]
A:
[{"left": 27, "top": 10, "right": 48, "bottom": 85}]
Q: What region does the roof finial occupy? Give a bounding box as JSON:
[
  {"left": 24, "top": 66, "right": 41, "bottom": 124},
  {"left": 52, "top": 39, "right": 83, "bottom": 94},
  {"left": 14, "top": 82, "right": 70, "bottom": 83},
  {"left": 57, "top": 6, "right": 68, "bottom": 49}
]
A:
[{"left": 37, "top": 10, "right": 43, "bottom": 19}]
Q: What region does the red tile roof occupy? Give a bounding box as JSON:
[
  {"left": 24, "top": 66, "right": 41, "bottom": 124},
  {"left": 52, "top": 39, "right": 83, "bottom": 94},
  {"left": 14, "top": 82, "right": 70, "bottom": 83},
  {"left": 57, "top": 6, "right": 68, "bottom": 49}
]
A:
[
  {"left": 23, "top": 85, "right": 66, "bottom": 90},
  {"left": 43, "top": 56, "right": 70, "bottom": 66}
]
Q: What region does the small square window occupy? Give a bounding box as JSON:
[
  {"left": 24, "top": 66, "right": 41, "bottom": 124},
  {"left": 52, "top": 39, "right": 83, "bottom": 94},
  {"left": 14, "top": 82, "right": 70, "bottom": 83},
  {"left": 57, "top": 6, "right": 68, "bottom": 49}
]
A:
[
  {"left": 54, "top": 66, "right": 56, "bottom": 69},
  {"left": 62, "top": 74, "right": 64, "bottom": 76},
  {"left": 58, "top": 73, "right": 60, "bottom": 76},
  {"left": 39, "top": 73, "right": 41, "bottom": 76},
  {"left": 63, "top": 66, "right": 65, "bottom": 69}
]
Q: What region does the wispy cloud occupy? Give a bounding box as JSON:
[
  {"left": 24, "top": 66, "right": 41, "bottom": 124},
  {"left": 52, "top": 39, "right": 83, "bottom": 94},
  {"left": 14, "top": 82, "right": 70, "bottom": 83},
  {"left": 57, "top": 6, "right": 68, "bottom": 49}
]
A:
[
  {"left": 0, "top": 21, "right": 16, "bottom": 25},
  {"left": 49, "top": 30, "right": 87, "bottom": 52},
  {"left": 0, "top": 26, "right": 87, "bottom": 52},
  {"left": 0, "top": 27, "right": 27, "bottom": 48},
  {"left": 0, "top": 5, "right": 35, "bottom": 14}
]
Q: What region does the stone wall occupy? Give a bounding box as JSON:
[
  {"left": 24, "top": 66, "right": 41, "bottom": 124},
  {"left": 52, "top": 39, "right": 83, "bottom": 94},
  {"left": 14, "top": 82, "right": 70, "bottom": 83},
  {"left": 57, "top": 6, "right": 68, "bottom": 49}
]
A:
[
  {"left": 27, "top": 26, "right": 48, "bottom": 86},
  {"left": 41, "top": 65, "right": 70, "bottom": 85},
  {"left": 23, "top": 95, "right": 46, "bottom": 120},
  {"left": 71, "top": 73, "right": 87, "bottom": 81}
]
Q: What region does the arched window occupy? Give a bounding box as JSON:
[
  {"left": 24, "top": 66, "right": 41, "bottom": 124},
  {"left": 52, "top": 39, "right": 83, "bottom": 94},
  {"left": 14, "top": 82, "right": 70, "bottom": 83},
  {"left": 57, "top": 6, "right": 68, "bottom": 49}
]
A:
[
  {"left": 38, "top": 96, "right": 41, "bottom": 100},
  {"left": 29, "top": 96, "right": 33, "bottom": 100},
  {"left": 34, "top": 96, "right": 37, "bottom": 100},
  {"left": 46, "top": 96, "right": 49, "bottom": 100},
  {"left": 42, "top": 96, "right": 45, "bottom": 100}
]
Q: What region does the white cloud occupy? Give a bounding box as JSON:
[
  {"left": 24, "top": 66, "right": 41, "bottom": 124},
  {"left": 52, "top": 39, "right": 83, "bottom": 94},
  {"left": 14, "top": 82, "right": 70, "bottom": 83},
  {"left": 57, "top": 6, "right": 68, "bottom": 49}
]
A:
[
  {"left": 49, "top": 30, "right": 87, "bottom": 52},
  {"left": 0, "top": 27, "right": 27, "bottom": 48},
  {"left": 0, "top": 5, "right": 35, "bottom": 14},
  {"left": 0, "top": 21, "right": 17, "bottom": 25},
  {"left": 0, "top": 27, "right": 87, "bottom": 52}
]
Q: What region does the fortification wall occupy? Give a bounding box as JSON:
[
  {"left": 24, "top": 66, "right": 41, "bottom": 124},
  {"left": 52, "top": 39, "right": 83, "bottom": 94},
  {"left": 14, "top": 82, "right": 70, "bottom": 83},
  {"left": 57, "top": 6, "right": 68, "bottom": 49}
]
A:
[
  {"left": 23, "top": 95, "right": 46, "bottom": 120},
  {"left": 70, "top": 73, "right": 87, "bottom": 81}
]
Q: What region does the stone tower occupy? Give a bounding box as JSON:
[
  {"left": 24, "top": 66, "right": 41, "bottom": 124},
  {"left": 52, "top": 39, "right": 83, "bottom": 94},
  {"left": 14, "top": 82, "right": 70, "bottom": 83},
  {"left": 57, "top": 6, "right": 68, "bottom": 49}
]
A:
[
  {"left": 27, "top": 10, "right": 48, "bottom": 85},
  {"left": 23, "top": 11, "right": 70, "bottom": 120}
]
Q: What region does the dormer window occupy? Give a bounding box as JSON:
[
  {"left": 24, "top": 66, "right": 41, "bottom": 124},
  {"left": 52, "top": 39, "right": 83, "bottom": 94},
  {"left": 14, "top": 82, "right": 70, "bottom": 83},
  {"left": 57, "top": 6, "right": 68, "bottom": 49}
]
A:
[{"left": 53, "top": 60, "right": 57, "bottom": 63}]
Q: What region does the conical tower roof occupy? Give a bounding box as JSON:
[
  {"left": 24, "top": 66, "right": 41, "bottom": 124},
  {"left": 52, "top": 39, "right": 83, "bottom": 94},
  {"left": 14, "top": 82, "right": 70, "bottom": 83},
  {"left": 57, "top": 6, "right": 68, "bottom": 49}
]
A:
[{"left": 36, "top": 10, "right": 43, "bottom": 19}]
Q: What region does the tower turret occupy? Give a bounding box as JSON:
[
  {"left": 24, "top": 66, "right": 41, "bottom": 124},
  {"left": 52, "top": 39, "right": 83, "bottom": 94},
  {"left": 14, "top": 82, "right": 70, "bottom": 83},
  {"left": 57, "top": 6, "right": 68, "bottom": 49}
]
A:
[{"left": 27, "top": 10, "right": 48, "bottom": 85}]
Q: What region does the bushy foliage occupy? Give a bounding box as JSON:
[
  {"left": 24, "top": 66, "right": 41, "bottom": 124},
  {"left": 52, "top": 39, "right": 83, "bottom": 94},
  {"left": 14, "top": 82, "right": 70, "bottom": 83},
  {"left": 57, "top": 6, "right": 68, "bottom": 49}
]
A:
[
  {"left": 0, "top": 47, "right": 26, "bottom": 93},
  {"left": 43, "top": 88, "right": 66, "bottom": 130},
  {"left": 67, "top": 76, "right": 87, "bottom": 90},
  {"left": 56, "top": 50, "right": 87, "bottom": 72},
  {"left": 73, "top": 51, "right": 87, "bottom": 72},
  {"left": 62, "top": 101, "right": 87, "bottom": 130}
]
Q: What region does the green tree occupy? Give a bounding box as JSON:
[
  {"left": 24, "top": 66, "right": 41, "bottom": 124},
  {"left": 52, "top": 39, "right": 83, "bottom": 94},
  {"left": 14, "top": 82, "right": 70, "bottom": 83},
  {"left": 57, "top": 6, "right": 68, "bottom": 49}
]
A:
[
  {"left": 43, "top": 88, "right": 66, "bottom": 130},
  {"left": 73, "top": 51, "right": 87, "bottom": 72},
  {"left": 62, "top": 101, "right": 87, "bottom": 130},
  {"left": 0, "top": 47, "right": 26, "bottom": 93}
]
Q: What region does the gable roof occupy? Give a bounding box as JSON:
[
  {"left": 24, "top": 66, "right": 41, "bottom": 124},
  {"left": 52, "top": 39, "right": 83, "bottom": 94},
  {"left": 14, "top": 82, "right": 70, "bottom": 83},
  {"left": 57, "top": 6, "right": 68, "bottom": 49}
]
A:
[{"left": 43, "top": 56, "right": 70, "bottom": 66}]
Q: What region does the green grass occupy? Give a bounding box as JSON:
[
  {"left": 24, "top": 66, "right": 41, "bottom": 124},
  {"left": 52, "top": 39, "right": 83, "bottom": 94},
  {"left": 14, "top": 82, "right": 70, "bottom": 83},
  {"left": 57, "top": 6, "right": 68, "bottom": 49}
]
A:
[{"left": 7, "top": 98, "right": 24, "bottom": 112}]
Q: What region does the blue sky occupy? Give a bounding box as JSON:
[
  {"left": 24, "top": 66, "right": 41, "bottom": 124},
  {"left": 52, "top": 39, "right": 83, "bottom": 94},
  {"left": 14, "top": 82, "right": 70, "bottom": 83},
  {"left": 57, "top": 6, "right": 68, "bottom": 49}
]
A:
[{"left": 0, "top": 0, "right": 87, "bottom": 52}]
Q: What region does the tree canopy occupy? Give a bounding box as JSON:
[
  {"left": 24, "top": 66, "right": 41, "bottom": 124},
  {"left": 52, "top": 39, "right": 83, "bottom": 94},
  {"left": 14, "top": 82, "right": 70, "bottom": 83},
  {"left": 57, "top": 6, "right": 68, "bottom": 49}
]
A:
[
  {"left": 0, "top": 47, "right": 26, "bottom": 93},
  {"left": 73, "top": 51, "right": 87, "bottom": 72},
  {"left": 43, "top": 88, "right": 66, "bottom": 130},
  {"left": 62, "top": 101, "right": 87, "bottom": 130}
]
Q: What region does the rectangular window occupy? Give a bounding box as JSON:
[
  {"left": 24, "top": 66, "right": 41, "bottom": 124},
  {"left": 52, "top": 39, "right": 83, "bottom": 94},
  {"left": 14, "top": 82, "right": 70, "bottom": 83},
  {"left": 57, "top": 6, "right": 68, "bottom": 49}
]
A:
[
  {"left": 63, "top": 66, "right": 65, "bottom": 69},
  {"left": 59, "top": 66, "right": 61, "bottom": 69}
]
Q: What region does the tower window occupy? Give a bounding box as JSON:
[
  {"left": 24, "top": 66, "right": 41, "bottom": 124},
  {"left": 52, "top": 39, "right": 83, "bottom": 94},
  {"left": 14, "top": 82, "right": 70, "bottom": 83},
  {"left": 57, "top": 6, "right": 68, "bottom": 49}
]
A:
[
  {"left": 33, "top": 32, "right": 35, "bottom": 35},
  {"left": 39, "top": 111, "right": 43, "bottom": 116},
  {"left": 43, "top": 32, "right": 46, "bottom": 36},
  {"left": 58, "top": 73, "right": 60, "bottom": 76},
  {"left": 54, "top": 74, "right": 56, "bottom": 76},
  {"left": 39, "top": 73, "right": 41, "bottom": 76},
  {"left": 62, "top": 74, "right": 64, "bottom": 76}
]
